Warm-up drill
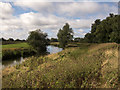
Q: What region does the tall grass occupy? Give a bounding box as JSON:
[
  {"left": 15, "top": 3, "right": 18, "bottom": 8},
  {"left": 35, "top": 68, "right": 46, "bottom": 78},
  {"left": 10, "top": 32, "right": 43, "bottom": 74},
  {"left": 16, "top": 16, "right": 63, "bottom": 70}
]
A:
[{"left": 2, "top": 43, "right": 119, "bottom": 88}]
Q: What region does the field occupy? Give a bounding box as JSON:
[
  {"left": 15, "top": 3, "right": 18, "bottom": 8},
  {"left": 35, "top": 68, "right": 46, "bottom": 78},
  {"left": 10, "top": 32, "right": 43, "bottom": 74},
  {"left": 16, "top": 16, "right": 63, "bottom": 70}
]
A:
[
  {"left": 2, "top": 43, "right": 36, "bottom": 60},
  {"left": 2, "top": 43, "right": 30, "bottom": 50},
  {"left": 50, "top": 42, "right": 59, "bottom": 47},
  {"left": 2, "top": 43, "right": 119, "bottom": 88}
]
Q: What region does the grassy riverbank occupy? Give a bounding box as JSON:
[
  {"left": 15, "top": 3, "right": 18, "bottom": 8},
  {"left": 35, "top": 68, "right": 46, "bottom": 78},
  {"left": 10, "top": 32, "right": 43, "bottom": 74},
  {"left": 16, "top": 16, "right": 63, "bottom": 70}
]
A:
[
  {"left": 2, "top": 43, "right": 119, "bottom": 88},
  {"left": 2, "top": 43, "right": 36, "bottom": 60},
  {"left": 2, "top": 43, "right": 29, "bottom": 49}
]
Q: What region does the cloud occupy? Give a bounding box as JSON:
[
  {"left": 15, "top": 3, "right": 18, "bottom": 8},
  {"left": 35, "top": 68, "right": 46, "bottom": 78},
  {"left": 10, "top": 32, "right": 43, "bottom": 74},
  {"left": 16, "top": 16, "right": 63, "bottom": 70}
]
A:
[
  {"left": 78, "top": 29, "right": 84, "bottom": 32},
  {"left": 14, "top": 2, "right": 118, "bottom": 18},
  {"left": 102, "top": 3, "right": 118, "bottom": 14},
  {"left": 57, "top": 2, "right": 100, "bottom": 17},
  {"left": 1, "top": 0, "right": 119, "bottom": 2},
  {"left": 14, "top": 2, "right": 100, "bottom": 16},
  {"left": 74, "top": 29, "right": 86, "bottom": 38},
  {"left": 0, "top": 2, "right": 14, "bottom": 19},
  {"left": 0, "top": 2, "right": 118, "bottom": 39},
  {"left": 14, "top": 1, "right": 54, "bottom": 13},
  {"left": 19, "top": 12, "right": 66, "bottom": 26},
  {"left": 67, "top": 19, "right": 94, "bottom": 29},
  {"left": 0, "top": 11, "right": 93, "bottom": 39}
]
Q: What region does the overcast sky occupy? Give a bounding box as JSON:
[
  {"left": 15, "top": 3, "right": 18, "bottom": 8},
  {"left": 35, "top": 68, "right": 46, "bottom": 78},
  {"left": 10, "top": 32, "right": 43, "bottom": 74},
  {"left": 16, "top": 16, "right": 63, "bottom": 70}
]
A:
[{"left": 0, "top": 0, "right": 118, "bottom": 39}]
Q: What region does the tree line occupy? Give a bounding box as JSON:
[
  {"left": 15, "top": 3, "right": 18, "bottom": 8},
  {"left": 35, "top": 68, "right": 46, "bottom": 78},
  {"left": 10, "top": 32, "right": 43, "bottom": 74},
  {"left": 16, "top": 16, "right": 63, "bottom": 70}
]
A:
[
  {"left": 1, "top": 38, "right": 26, "bottom": 42},
  {"left": 84, "top": 13, "right": 120, "bottom": 43},
  {"left": 1, "top": 38, "right": 26, "bottom": 45}
]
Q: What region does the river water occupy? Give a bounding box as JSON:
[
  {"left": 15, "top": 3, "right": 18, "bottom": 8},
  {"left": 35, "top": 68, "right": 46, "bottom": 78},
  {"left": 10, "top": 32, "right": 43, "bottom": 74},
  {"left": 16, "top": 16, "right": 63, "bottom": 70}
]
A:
[{"left": 2, "top": 45, "right": 62, "bottom": 68}]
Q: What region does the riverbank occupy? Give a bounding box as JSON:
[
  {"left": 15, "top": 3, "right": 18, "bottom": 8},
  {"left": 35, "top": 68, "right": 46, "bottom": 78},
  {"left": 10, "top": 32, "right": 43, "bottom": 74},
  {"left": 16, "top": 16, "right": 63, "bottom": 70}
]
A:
[
  {"left": 2, "top": 43, "right": 36, "bottom": 60},
  {"left": 2, "top": 42, "right": 59, "bottom": 60},
  {"left": 2, "top": 43, "right": 119, "bottom": 88},
  {"left": 2, "top": 45, "right": 62, "bottom": 68}
]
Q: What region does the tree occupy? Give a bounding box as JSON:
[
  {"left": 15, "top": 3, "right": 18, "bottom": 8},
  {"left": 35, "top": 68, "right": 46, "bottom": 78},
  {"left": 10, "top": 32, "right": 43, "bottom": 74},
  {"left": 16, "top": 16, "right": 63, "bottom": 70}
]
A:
[
  {"left": 2, "top": 38, "right": 6, "bottom": 41},
  {"left": 84, "top": 14, "right": 120, "bottom": 43},
  {"left": 8, "top": 38, "right": 14, "bottom": 41},
  {"left": 57, "top": 23, "right": 73, "bottom": 48},
  {"left": 50, "top": 38, "right": 58, "bottom": 42},
  {"left": 109, "top": 13, "right": 114, "bottom": 17},
  {"left": 15, "top": 39, "right": 21, "bottom": 41},
  {"left": 84, "top": 33, "right": 94, "bottom": 43},
  {"left": 27, "top": 29, "right": 48, "bottom": 54},
  {"left": 74, "top": 37, "right": 84, "bottom": 42},
  {"left": 22, "top": 39, "right": 26, "bottom": 42},
  {"left": 91, "top": 19, "right": 101, "bottom": 33}
]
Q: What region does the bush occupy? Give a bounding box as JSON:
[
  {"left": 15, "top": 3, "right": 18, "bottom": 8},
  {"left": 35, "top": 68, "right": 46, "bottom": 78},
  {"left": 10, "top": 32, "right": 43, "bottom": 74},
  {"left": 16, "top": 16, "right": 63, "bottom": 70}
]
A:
[{"left": 27, "top": 29, "right": 49, "bottom": 54}]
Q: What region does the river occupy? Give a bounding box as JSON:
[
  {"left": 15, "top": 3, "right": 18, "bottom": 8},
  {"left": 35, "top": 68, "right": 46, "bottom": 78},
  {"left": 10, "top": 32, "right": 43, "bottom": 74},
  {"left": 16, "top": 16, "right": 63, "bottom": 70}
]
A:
[{"left": 2, "top": 45, "right": 63, "bottom": 68}]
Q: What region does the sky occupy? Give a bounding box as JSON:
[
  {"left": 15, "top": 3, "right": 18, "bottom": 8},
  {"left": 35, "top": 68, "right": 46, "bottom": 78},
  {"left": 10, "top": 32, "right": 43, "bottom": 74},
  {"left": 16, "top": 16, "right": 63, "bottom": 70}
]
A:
[{"left": 0, "top": 0, "right": 119, "bottom": 40}]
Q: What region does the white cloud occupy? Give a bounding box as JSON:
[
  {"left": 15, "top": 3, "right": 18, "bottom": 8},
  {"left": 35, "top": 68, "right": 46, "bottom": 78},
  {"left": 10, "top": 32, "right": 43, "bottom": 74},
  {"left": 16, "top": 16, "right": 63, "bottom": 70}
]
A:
[
  {"left": 0, "top": 10, "right": 93, "bottom": 39},
  {"left": 0, "top": 2, "right": 118, "bottom": 39},
  {"left": 74, "top": 29, "right": 86, "bottom": 38},
  {"left": 14, "top": 2, "right": 118, "bottom": 18},
  {"left": 67, "top": 19, "right": 94, "bottom": 29},
  {"left": 57, "top": 2, "right": 100, "bottom": 17},
  {"left": 102, "top": 3, "right": 118, "bottom": 14},
  {"left": 14, "top": 2, "right": 101, "bottom": 16},
  {"left": 0, "top": 0, "right": 119, "bottom": 2},
  {"left": 78, "top": 29, "right": 84, "bottom": 32},
  {"left": 14, "top": 2, "right": 54, "bottom": 13},
  {"left": 19, "top": 12, "right": 66, "bottom": 26},
  {"left": 0, "top": 2, "right": 14, "bottom": 19}
]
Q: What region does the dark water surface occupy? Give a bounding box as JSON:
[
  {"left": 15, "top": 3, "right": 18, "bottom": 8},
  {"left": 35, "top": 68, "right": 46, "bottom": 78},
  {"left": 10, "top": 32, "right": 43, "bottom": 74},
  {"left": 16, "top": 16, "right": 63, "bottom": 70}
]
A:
[{"left": 2, "top": 45, "right": 62, "bottom": 68}]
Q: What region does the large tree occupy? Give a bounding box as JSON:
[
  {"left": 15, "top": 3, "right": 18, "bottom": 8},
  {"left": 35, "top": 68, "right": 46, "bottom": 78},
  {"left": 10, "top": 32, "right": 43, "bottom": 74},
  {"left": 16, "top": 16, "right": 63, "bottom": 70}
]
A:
[
  {"left": 8, "top": 38, "right": 14, "bottom": 41},
  {"left": 84, "top": 13, "right": 120, "bottom": 43},
  {"left": 57, "top": 23, "right": 73, "bottom": 48},
  {"left": 27, "top": 29, "right": 48, "bottom": 54}
]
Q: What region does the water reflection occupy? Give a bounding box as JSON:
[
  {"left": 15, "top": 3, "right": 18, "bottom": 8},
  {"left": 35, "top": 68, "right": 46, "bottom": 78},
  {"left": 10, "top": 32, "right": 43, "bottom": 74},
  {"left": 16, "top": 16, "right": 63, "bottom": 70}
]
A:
[
  {"left": 47, "top": 45, "right": 62, "bottom": 54},
  {"left": 2, "top": 57, "right": 24, "bottom": 69},
  {"left": 2, "top": 45, "right": 62, "bottom": 69}
]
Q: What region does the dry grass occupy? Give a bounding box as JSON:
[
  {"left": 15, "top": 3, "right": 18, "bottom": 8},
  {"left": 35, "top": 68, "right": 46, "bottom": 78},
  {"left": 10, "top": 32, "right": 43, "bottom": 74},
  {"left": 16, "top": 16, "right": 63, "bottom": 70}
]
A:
[{"left": 2, "top": 43, "right": 119, "bottom": 88}]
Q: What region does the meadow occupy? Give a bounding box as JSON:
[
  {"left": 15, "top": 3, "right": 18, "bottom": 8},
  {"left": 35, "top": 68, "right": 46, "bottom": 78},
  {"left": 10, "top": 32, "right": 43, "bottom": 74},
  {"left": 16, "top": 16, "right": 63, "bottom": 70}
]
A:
[
  {"left": 2, "top": 43, "right": 119, "bottom": 88},
  {"left": 2, "top": 43, "right": 29, "bottom": 49},
  {"left": 2, "top": 43, "right": 36, "bottom": 60}
]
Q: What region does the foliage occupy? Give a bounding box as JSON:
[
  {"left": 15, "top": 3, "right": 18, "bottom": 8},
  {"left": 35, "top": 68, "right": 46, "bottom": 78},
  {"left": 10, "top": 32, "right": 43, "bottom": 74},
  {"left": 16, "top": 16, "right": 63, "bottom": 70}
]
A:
[
  {"left": 50, "top": 38, "right": 58, "bottom": 42},
  {"left": 1, "top": 38, "right": 6, "bottom": 41},
  {"left": 84, "top": 14, "right": 120, "bottom": 43},
  {"left": 27, "top": 29, "right": 48, "bottom": 54},
  {"left": 8, "top": 38, "right": 14, "bottom": 41},
  {"left": 2, "top": 48, "right": 36, "bottom": 60},
  {"left": 1, "top": 38, "right": 26, "bottom": 45},
  {"left": 15, "top": 39, "right": 25, "bottom": 42},
  {"left": 57, "top": 23, "right": 74, "bottom": 49},
  {"left": 74, "top": 37, "right": 84, "bottom": 42}
]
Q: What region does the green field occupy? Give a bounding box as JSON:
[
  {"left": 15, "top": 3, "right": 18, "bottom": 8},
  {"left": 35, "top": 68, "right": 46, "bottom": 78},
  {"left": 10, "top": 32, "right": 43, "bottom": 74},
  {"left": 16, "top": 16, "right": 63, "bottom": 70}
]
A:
[
  {"left": 2, "top": 43, "right": 35, "bottom": 60},
  {"left": 2, "top": 43, "right": 119, "bottom": 88},
  {"left": 2, "top": 43, "right": 30, "bottom": 49}
]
